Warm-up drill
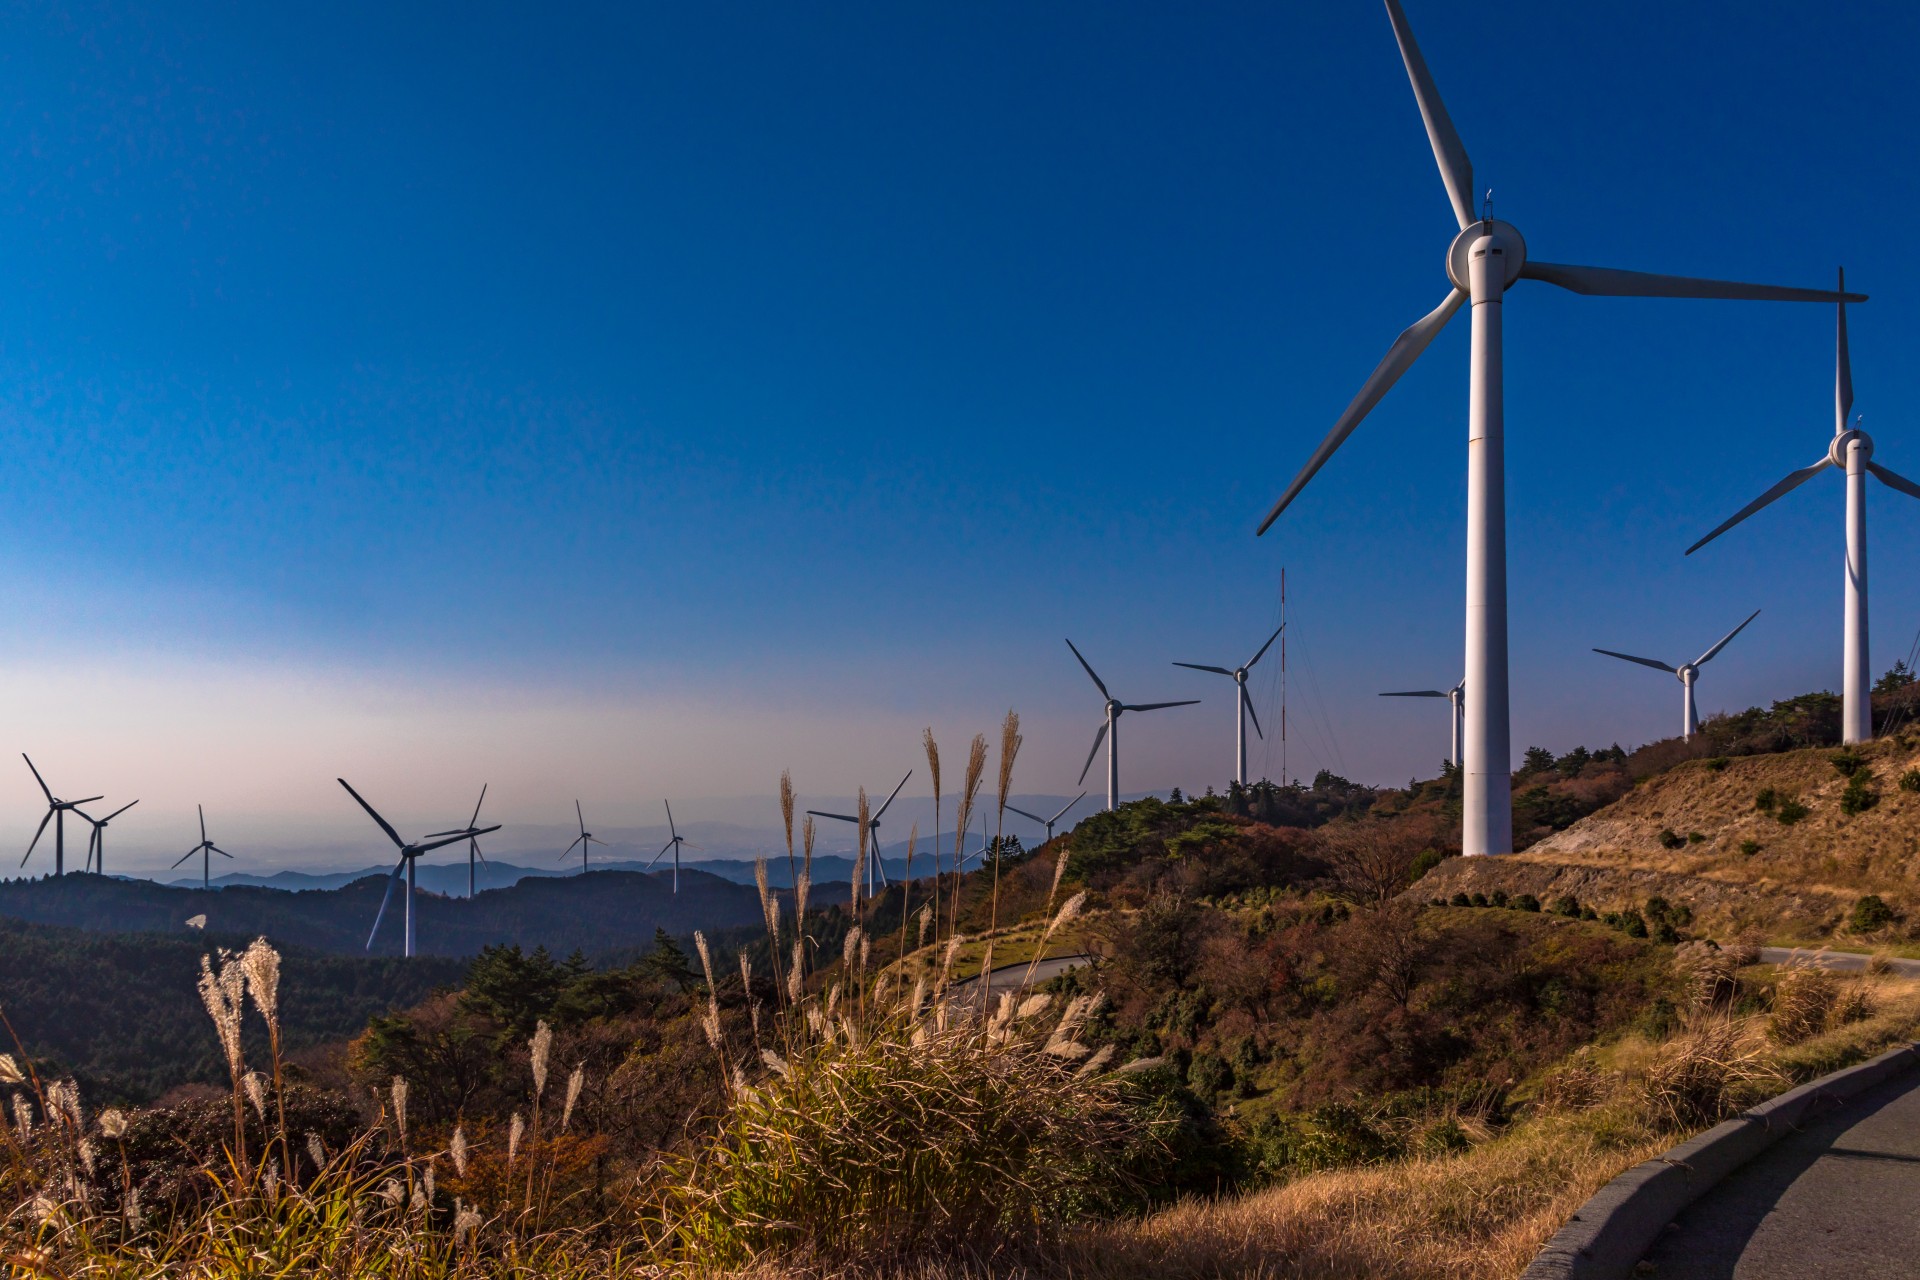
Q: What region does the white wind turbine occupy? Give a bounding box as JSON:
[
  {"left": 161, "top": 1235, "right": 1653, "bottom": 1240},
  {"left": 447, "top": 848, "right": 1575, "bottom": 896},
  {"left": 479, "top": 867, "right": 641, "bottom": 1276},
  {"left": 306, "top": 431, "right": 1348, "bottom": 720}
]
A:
[
  {"left": 1005, "top": 792, "right": 1087, "bottom": 846},
  {"left": 1594, "top": 610, "right": 1761, "bottom": 742},
  {"left": 1686, "top": 276, "right": 1915, "bottom": 744},
  {"left": 1379, "top": 680, "right": 1464, "bottom": 767},
  {"left": 1257, "top": 0, "right": 1860, "bottom": 855},
  {"left": 1172, "top": 623, "right": 1284, "bottom": 786},
  {"left": 1066, "top": 638, "right": 1198, "bottom": 812},
  {"left": 808, "top": 770, "right": 911, "bottom": 897}
]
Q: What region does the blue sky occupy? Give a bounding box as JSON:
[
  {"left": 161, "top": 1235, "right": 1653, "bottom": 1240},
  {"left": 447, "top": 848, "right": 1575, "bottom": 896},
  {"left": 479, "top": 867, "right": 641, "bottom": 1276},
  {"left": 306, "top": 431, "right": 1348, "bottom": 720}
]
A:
[{"left": 2, "top": 0, "right": 1918, "bottom": 872}]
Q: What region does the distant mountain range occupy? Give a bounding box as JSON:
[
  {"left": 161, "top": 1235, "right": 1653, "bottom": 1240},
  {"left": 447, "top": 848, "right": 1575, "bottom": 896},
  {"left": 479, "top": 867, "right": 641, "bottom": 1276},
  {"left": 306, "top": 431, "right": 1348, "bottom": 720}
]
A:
[
  {"left": 0, "top": 866, "right": 841, "bottom": 959},
  {"left": 166, "top": 853, "right": 928, "bottom": 894}
]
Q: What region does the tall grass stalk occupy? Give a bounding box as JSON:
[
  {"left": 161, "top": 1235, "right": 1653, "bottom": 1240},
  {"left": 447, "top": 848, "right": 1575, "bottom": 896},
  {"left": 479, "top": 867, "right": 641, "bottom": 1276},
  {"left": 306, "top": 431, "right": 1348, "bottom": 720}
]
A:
[
  {"left": 981, "top": 711, "right": 1022, "bottom": 987},
  {"left": 951, "top": 734, "right": 987, "bottom": 941},
  {"left": 924, "top": 727, "right": 942, "bottom": 956}
]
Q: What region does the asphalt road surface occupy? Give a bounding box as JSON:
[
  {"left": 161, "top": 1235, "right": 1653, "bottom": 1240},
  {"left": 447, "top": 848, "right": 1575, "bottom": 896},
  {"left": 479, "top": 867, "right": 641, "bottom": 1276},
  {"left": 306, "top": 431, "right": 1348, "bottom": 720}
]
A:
[
  {"left": 1639, "top": 1066, "right": 1920, "bottom": 1278},
  {"left": 1758, "top": 946, "right": 1920, "bottom": 978},
  {"left": 947, "top": 952, "right": 1092, "bottom": 1002}
]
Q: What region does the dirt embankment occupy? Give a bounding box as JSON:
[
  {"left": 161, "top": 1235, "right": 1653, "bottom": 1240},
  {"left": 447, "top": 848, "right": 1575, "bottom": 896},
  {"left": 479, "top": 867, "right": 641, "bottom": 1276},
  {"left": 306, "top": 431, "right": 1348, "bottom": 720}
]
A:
[{"left": 1412, "top": 738, "right": 1920, "bottom": 941}]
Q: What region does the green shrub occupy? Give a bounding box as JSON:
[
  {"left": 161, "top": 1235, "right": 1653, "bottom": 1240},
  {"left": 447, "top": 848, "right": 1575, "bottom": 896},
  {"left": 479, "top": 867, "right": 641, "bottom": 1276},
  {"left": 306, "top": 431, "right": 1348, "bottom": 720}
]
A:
[
  {"left": 1408, "top": 848, "right": 1444, "bottom": 880},
  {"left": 1245, "top": 1103, "right": 1403, "bottom": 1178},
  {"left": 1658, "top": 828, "right": 1686, "bottom": 850},
  {"left": 1704, "top": 757, "right": 1730, "bottom": 772},
  {"left": 1550, "top": 894, "right": 1581, "bottom": 917},
  {"left": 1490, "top": 889, "right": 1510, "bottom": 909},
  {"left": 1850, "top": 895, "right": 1897, "bottom": 933},
  {"left": 1841, "top": 773, "right": 1879, "bottom": 816},
  {"left": 1581, "top": 907, "right": 1599, "bottom": 921},
  {"left": 1755, "top": 788, "right": 1777, "bottom": 813},
  {"left": 1514, "top": 893, "right": 1541, "bottom": 913},
  {"left": 1830, "top": 749, "right": 1867, "bottom": 777},
  {"left": 1739, "top": 839, "right": 1762, "bottom": 856},
  {"left": 1775, "top": 797, "right": 1810, "bottom": 826},
  {"left": 1450, "top": 892, "right": 1472, "bottom": 908},
  {"left": 1900, "top": 768, "right": 1920, "bottom": 793},
  {"left": 1621, "top": 910, "right": 1649, "bottom": 939},
  {"left": 1470, "top": 892, "right": 1489, "bottom": 908},
  {"left": 1686, "top": 831, "right": 1706, "bottom": 845}
]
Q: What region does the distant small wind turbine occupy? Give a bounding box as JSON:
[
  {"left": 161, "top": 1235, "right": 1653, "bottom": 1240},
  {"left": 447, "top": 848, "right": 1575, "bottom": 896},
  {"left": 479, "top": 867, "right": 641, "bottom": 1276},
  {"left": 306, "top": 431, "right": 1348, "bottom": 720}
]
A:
[
  {"left": 20, "top": 756, "right": 102, "bottom": 878},
  {"left": 1067, "top": 639, "right": 1198, "bottom": 812},
  {"left": 1380, "top": 681, "right": 1465, "bottom": 767},
  {"left": 75, "top": 800, "right": 139, "bottom": 877},
  {"left": 425, "top": 784, "right": 490, "bottom": 897},
  {"left": 1173, "top": 623, "right": 1284, "bottom": 785},
  {"left": 558, "top": 800, "right": 604, "bottom": 876},
  {"left": 1686, "top": 274, "right": 1915, "bottom": 744},
  {"left": 648, "top": 799, "right": 695, "bottom": 892},
  {"left": 1594, "top": 611, "right": 1761, "bottom": 743},
  {"left": 1004, "top": 792, "right": 1087, "bottom": 846},
  {"left": 172, "top": 805, "right": 235, "bottom": 889},
  {"left": 808, "top": 771, "right": 911, "bottom": 897},
  {"left": 342, "top": 779, "right": 499, "bottom": 959}
]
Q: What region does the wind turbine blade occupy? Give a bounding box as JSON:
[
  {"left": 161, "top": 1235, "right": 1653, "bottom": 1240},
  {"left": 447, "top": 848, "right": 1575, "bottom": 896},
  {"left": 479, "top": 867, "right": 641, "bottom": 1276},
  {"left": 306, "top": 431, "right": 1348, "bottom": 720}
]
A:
[
  {"left": 419, "top": 827, "right": 497, "bottom": 855},
  {"left": 873, "top": 771, "right": 913, "bottom": 821},
  {"left": 338, "top": 779, "right": 407, "bottom": 850},
  {"left": 21, "top": 756, "right": 53, "bottom": 804},
  {"left": 1077, "top": 723, "right": 1109, "bottom": 786},
  {"left": 171, "top": 847, "right": 197, "bottom": 869},
  {"left": 22, "top": 810, "right": 52, "bottom": 863},
  {"left": 576, "top": 799, "right": 585, "bottom": 837},
  {"left": 1382, "top": 0, "right": 1475, "bottom": 229},
  {"left": 1242, "top": 687, "right": 1264, "bottom": 740},
  {"left": 1836, "top": 267, "right": 1853, "bottom": 432},
  {"left": 1064, "top": 638, "right": 1110, "bottom": 699},
  {"left": 1121, "top": 700, "right": 1201, "bottom": 712},
  {"left": 1246, "top": 622, "right": 1285, "bottom": 669},
  {"left": 1257, "top": 289, "right": 1465, "bottom": 534},
  {"left": 1868, "top": 462, "right": 1920, "bottom": 502},
  {"left": 1519, "top": 261, "right": 1865, "bottom": 303},
  {"left": 1380, "top": 690, "right": 1447, "bottom": 698},
  {"left": 1172, "top": 662, "right": 1234, "bottom": 676},
  {"left": 214, "top": 847, "right": 235, "bottom": 859},
  {"left": 104, "top": 799, "right": 139, "bottom": 821},
  {"left": 199, "top": 804, "right": 207, "bottom": 845},
  {"left": 366, "top": 856, "right": 406, "bottom": 949},
  {"left": 423, "top": 828, "right": 472, "bottom": 838},
  {"left": 1004, "top": 803, "right": 1046, "bottom": 825},
  {"left": 558, "top": 835, "right": 584, "bottom": 862},
  {"left": 665, "top": 798, "right": 676, "bottom": 839},
  {"left": 1050, "top": 792, "right": 1088, "bottom": 824},
  {"left": 805, "top": 810, "right": 861, "bottom": 824},
  {"left": 70, "top": 795, "right": 103, "bottom": 806},
  {"left": 1695, "top": 609, "right": 1762, "bottom": 666},
  {"left": 1685, "top": 459, "right": 1832, "bottom": 555},
  {"left": 1593, "top": 648, "right": 1679, "bottom": 674},
  {"left": 472, "top": 840, "right": 487, "bottom": 865}
]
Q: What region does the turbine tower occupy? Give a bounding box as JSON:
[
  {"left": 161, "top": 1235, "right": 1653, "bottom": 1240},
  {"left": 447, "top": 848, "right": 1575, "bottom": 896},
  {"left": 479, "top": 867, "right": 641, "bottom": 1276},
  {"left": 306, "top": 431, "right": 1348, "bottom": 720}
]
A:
[
  {"left": 558, "top": 801, "right": 604, "bottom": 876},
  {"left": 425, "top": 785, "right": 490, "bottom": 897},
  {"left": 20, "top": 756, "right": 102, "bottom": 877},
  {"left": 172, "top": 805, "right": 235, "bottom": 889},
  {"left": 1255, "top": 0, "right": 1860, "bottom": 855},
  {"left": 1594, "top": 610, "right": 1761, "bottom": 742},
  {"left": 1005, "top": 792, "right": 1087, "bottom": 846},
  {"left": 75, "top": 800, "right": 139, "bottom": 877},
  {"left": 1687, "top": 275, "right": 1913, "bottom": 744},
  {"left": 649, "top": 799, "right": 695, "bottom": 893},
  {"left": 342, "top": 779, "right": 498, "bottom": 959},
  {"left": 1380, "top": 681, "right": 1465, "bottom": 767},
  {"left": 1173, "top": 623, "right": 1284, "bottom": 785},
  {"left": 1066, "top": 638, "right": 1198, "bottom": 812},
  {"left": 808, "top": 771, "right": 911, "bottom": 897}
]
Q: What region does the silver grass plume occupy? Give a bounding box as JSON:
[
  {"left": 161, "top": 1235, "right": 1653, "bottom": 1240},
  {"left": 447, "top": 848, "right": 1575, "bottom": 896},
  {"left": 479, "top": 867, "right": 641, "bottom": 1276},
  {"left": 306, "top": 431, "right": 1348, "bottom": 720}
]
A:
[
  {"left": 755, "top": 857, "right": 779, "bottom": 948},
  {"left": 917, "top": 904, "right": 933, "bottom": 949},
  {"left": 561, "top": 1064, "right": 584, "bottom": 1131},
  {"left": 0, "top": 1054, "right": 23, "bottom": 1086},
  {"left": 306, "top": 1132, "right": 327, "bottom": 1171},
  {"left": 507, "top": 1112, "right": 525, "bottom": 1167},
  {"left": 46, "top": 1079, "right": 81, "bottom": 1131},
  {"left": 423, "top": 1159, "right": 435, "bottom": 1204},
  {"left": 529, "top": 1021, "right": 552, "bottom": 1102},
  {"left": 390, "top": 1075, "right": 409, "bottom": 1144},
  {"left": 787, "top": 939, "right": 804, "bottom": 1003},
  {"left": 241, "top": 937, "right": 281, "bottom": 1032},
  {"left": 694, "top": 931, "right": 722, "bottom": 1049},
  {"left": 799, "top": 814, "right": 815, "bottom": 921},
  {"left": 842, "top": 925, "right": 862, "bottom": 973},
  {"left": 449, "top": 1125, "right": 468, "bottom": 1177},
  {"left": 97, "top": 1109, "right": 128, "bottom": 1140},
  {"left": 263, "top": 1157, "right": 280, "bottom": 1200},
  {"left": 196, "top": 953, "right": 245, "bottom": 1080},
  {"left": 851, "top": 786, "right": 869, "bottom": 912},
  {"left": 11, "top": 1095, "right": 31, "bottom": 1142},
  {"left": 454, "top": 1199, "right": 481, "bottom": 1246},
  {"left": 78, "top": 1138, "right": 97, "bottom": 1177},
  {"left": 244, "top": 1072, "right": 269, "bottom": 1123},
  {"left": 760, "top": 1048, "right": 790, "bottom": 1078},
  {"left": 378, "top": 1178, "right": 404, "bottom": 1207}
]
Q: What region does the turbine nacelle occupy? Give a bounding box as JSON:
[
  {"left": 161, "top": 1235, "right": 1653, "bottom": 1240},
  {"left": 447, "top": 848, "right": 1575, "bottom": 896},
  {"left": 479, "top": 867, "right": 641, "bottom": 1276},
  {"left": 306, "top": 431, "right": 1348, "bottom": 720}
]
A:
[
  {"left": 1447, "top": 219, "right": 1527, "bottom": 294},
  {"left": 1830, "top": 428, "right": 1872, "bottom": 467}
]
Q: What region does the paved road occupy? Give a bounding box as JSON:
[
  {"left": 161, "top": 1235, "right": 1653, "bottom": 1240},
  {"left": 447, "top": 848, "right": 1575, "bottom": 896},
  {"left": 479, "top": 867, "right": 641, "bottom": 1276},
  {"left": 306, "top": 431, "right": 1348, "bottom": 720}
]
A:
[
  {"left": 947, "top": 952, "right": 1092, "bottom": 1002},
  {"left": 1758, "top": 947, "right": 1920, "bottom": 978},
  {"left": 1639, "top": 1067, "right": 1920, "bottom": 1278}
]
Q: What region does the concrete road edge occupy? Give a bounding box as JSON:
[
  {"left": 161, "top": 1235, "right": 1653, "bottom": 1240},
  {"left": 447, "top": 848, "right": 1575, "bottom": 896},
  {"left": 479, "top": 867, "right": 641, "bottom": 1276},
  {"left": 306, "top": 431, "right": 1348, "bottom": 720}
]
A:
[{"left": 1521, "top": 1041, "right": 1920, "bottom": 1280}]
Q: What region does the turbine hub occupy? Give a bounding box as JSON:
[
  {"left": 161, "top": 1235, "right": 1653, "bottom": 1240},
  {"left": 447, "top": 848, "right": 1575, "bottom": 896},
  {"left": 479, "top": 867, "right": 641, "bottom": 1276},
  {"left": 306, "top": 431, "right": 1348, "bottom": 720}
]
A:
[
  {"left": 1830, "top": 428, "right": 1872, "bottom": 468},
  {"left": 1678, "top": 664, "right": 1698, "bottom": 683},
  {"left": 1446, "top": 218, "right": 1527, "bottom": 294}
]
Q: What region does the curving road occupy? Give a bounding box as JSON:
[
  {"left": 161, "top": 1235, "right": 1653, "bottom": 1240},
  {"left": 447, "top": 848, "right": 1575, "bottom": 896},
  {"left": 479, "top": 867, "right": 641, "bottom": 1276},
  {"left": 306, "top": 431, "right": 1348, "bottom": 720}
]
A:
[
  {"left": 946, "top": 952, "right": 1093, "bottom": 1002},
  {"left": 1638, "top": 1065, "right": 1920, "bottom": 1278},
  {"left": 1758, "top": 946, "right": 1920, "bottom": 978}
]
